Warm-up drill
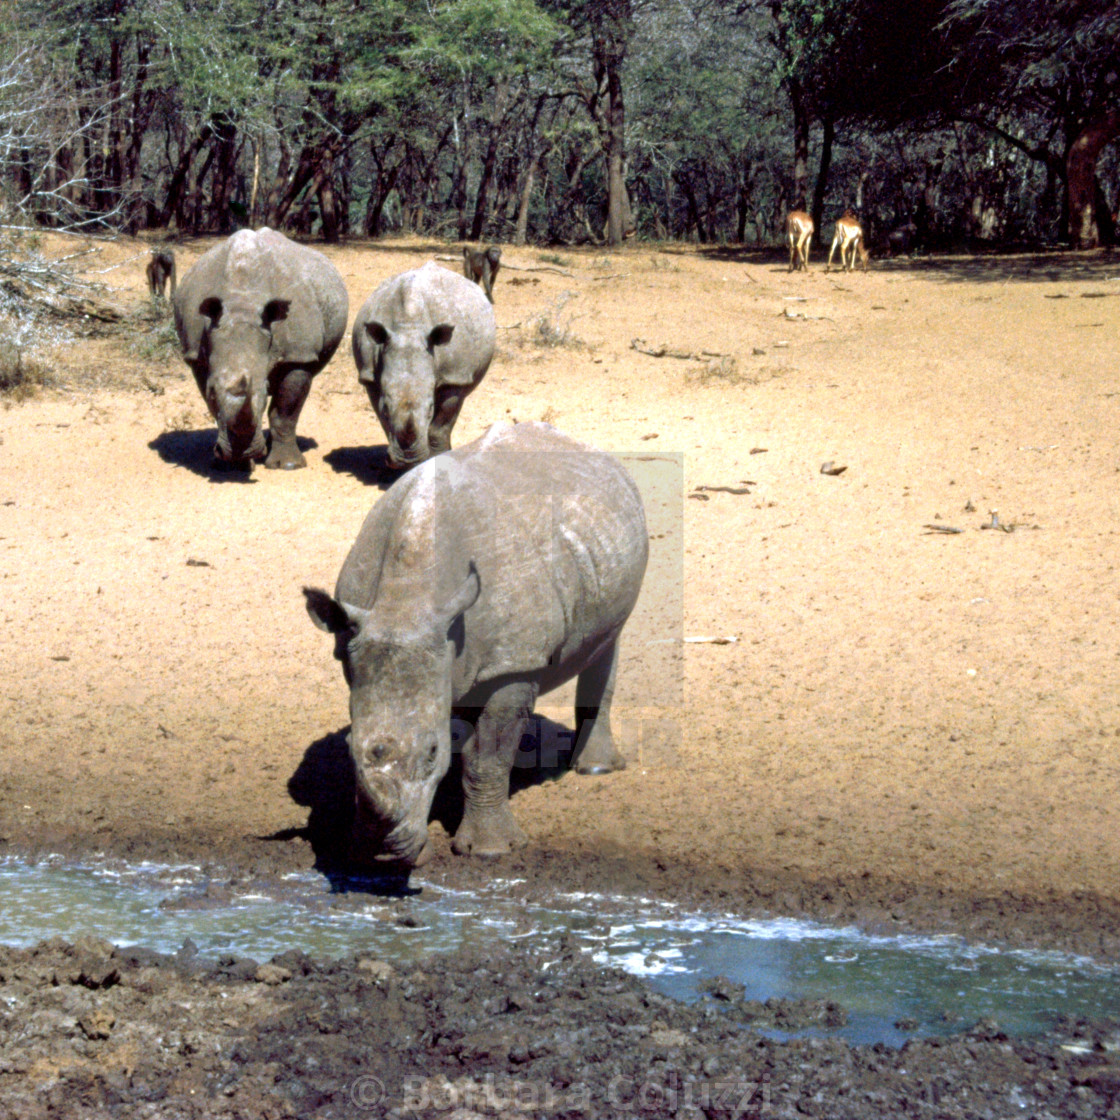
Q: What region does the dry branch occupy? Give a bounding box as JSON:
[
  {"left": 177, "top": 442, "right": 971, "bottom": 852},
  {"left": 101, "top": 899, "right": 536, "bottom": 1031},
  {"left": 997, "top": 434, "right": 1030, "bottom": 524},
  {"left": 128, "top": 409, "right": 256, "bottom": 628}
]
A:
[{"left": 631, "top": 338, "right": 732, "bottom": 361}]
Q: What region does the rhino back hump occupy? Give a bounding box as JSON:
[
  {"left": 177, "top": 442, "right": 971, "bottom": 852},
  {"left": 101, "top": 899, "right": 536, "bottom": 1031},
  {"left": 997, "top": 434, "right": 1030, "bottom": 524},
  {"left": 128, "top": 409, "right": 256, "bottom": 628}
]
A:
[
  {"left": 335, "top": 423, "right": 647, "bottom": 695},
  {"left": 353, "top": 262, "right": 496, "bottom": 387},
  {"left": 174, "top": 229, "right": 348, "bottom": 368}
]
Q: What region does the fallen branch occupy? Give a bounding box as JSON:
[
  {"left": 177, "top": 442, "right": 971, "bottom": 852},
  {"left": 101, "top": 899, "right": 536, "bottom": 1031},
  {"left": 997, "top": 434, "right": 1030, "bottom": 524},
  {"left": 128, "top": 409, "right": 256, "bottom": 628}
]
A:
[
  {"left": 631, "top": 338, "right": 732, "bottom": 362},
  {"left": 692, "top": 483, "right": 755, "bottom": 495},
  {"left": 781, "top": 307, "right": 834, "bottom": 322}
]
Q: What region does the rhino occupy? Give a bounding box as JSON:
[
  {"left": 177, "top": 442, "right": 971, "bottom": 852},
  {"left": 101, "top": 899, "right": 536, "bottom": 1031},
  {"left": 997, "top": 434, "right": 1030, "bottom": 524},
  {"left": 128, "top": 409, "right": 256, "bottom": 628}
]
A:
[
  {"left": 304, "top": 421, "right": 648, "bottom": 867},
  {"left": 351, "top": 261, "right": 496, "bottom": 470},
  {"left": 173, "top": 228, "right": 348, "bottom": 469}
]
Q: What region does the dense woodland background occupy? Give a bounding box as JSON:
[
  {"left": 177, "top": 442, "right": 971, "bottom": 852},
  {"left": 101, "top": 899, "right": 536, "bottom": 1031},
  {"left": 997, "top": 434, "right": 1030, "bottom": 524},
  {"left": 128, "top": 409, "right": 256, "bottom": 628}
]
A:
[{"left": 0, "top": 0, "right": 1117, "bottom": 251}]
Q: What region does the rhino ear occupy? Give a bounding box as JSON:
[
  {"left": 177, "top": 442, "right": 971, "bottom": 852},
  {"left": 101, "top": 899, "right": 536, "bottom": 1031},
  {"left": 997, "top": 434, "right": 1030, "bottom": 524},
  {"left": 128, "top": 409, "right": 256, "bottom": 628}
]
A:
[
  {"left": 438, "top": 563, "right": 480, "bottom": 631},
  {"left": 262, "top": 299, "right": 290, "bottom": 329},
  {"left": 304, "top": 587, "right": 369, "bottom": 635},
  {"left": 366, "top": 321, "right": 390, "bottom": 347},
  {"left": 199, "top": 297, "right": 222, "bottom": 326},
  {"left": 428, "top": 324, "right": 454, "bottom": 349}
]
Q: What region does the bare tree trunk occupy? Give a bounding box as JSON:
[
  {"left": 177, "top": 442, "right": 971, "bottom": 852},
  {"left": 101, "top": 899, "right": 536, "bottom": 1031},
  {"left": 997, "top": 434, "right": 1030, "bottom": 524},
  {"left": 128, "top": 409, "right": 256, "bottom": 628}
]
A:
[
  {"left": 810, "top": 115, "right": 834, "bottom": 247},
  {"left": 470, "top": 82, "right": 510, "bottom": 241},
  {"left": 364, "top": 144, "right": 400, "bottom": 237},
  {"left": 263, "top": 127, "right": 292, "bottom": 227},
  {"left": 249, "top": 137, "right": 261, "bottom": 226},
  {"left": 735, "top": 158, "right": 753, "bottom": 243},
  {"left": 1067, "top": 110, "right": 1120, "bottom": 249},
  {"left": 515, "top": 139, "right": 550, "bottom": 246},
  {"left": 159, "top": 123, "right": 212, "bottom": 228},
  {"left": 318, "top": 159, "right": 340, "bottom": 242},
  {"left": 209, "top": 117, "right": 239, "bottom": 232},
  {"left": 585, "top": 0, "right": 633, "bottom": 245},
  {"left": 789, "top": 77, "right": 810, "bottom": 212},
  {"left": 603, "top": 64, "right": 629, "bottom": 243}
]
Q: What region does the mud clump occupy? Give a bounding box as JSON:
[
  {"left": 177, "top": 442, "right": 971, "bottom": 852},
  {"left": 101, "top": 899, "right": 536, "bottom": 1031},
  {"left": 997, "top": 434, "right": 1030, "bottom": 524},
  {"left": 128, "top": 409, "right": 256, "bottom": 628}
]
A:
[{"left": 0, "top": 938, "right": 1119, "bottom": 1119}]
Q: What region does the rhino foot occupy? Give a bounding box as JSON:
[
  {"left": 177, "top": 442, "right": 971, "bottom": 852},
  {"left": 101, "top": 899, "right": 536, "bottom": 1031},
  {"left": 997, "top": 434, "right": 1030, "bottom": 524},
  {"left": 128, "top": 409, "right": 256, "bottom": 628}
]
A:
[
  {"left": 574, "top": 728, "right": 627, "bottom": 776},
  {"left": 264, "top": 446, "right": 306, "bottom": 470},
  {"left": 452, "top": 804, "right": 527, "bottom": 858}
]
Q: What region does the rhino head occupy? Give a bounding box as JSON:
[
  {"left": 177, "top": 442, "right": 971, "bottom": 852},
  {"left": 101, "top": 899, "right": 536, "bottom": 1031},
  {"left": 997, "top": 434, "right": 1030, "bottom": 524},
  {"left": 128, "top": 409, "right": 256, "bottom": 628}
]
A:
[
  {"left": 196, "top": 296, "right": 291, "bottom": 465},
  {"left": 359, "top": 320, "right": 455, "bottom": 469},
  {"left": 303, "top": 567, "right": 480, "bottom": 867}
]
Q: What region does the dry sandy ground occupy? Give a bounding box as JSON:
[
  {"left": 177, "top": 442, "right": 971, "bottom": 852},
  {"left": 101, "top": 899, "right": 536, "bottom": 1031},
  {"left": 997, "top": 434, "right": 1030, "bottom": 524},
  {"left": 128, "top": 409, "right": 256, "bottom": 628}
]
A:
[{"left": 2, "top": 233, "right": 1120, "bottom": 954}]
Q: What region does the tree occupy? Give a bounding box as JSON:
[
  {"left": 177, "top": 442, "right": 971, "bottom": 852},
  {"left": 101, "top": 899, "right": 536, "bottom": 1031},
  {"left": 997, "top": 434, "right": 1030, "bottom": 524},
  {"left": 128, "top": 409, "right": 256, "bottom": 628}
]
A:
[
  {"left": 762, "top": 0, "right": 871, "bottom": 237},
  {"left": 878, "top": 0, "right": 1120, "bottom": 247}
]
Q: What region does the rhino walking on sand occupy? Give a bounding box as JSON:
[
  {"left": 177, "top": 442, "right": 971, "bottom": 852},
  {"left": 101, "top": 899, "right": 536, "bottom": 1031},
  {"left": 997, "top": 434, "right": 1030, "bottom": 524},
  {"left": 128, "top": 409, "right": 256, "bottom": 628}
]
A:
[
  {"left": 351, "top": 261, "right": 496, "bottom": 470},
  {"left": 304, "top": 422, "right": 648, "bottom": 868},
  {"left": 173, "top": 228, "right": 348, "bottom": 469}
]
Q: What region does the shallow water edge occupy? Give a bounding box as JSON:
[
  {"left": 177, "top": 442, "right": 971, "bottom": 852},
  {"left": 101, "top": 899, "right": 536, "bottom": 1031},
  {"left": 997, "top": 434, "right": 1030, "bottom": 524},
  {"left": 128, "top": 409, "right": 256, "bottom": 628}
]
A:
[{"left": 4, "top": 853, "right": 1120, "bottom": 1048}]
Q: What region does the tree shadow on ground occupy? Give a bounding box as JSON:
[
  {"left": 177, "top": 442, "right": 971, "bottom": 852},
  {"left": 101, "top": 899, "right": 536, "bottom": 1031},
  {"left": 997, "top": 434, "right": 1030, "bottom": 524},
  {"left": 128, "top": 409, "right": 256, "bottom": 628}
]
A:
[
  {"left": 148, "top": 428, "right": 317, "bottom": 482},
  {"left": 278, "top": 715, "right": 579, "bottom": 892},
  {"left": 689, "top": 244, "right": 1120, "bottom": 286},
  {"left": 322, "top": 443, "right": 399, "bottom": 490}
]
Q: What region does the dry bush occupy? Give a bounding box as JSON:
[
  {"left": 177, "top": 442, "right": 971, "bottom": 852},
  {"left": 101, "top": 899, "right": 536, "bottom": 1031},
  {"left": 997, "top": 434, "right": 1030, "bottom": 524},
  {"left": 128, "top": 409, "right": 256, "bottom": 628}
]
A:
[
  {"left": 121, "top": 302, "right": 180, "bottom": 364},
  {"left": 0, "top": 338, "right": 52, "bottom": 399},
  {"left": 518, "top": 292, "right": 585, "bottom": 352}
]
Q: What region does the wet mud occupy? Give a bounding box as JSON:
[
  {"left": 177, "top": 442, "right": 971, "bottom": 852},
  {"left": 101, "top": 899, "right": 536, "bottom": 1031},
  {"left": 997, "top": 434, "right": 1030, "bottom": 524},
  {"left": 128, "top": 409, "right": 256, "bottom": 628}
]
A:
[{"left": 3, "top": 936, "right": 1120, "bottom": 1119}]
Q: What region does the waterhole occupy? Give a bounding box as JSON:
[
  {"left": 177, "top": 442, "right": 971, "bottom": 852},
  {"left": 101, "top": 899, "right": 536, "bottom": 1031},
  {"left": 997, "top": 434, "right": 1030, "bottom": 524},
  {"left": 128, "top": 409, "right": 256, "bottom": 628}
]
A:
[{"left": 2, "top": 855, "right": 1117, "bottom": 1047}]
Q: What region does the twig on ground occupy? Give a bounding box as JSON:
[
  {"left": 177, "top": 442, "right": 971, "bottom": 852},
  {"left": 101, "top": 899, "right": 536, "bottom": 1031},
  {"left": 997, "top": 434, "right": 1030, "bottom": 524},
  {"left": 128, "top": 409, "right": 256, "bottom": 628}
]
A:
[
  {"left": 692, "top": 483, "right": 755, "bottom": 495},
  {"left": 631, "top": 338, "right": 732, "bottom": 362}
]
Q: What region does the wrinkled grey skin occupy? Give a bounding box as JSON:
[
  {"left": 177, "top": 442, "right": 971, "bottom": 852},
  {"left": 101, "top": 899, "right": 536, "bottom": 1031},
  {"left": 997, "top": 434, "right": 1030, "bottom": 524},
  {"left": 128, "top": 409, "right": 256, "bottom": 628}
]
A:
[
  {"left": 304, "top": 422, "right": 648, "bottom": 867},
  {"left": 351, "top": 262, "right": 496, "bottom": 470},
  {"left": 173, "top": 228, "right": 348, "bottom": 469}
]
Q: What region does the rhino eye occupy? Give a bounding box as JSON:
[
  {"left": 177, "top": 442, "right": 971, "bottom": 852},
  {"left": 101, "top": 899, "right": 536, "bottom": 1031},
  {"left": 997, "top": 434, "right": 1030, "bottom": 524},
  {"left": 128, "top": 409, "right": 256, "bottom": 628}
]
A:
[{"left": 423, "top": 741, "right": 439, "bottom": 776}]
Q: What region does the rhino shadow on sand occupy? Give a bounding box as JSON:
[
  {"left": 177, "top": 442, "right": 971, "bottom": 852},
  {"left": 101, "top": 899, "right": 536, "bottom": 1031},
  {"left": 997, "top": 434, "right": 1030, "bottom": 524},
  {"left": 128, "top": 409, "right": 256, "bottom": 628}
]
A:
[
  {"left": 282, "top": 716, "right": 577, "bottom": 883},
  {"left": 321, "top": 443, "right": 399, "bottom": 490},
  {"left": 148, "top": 428, "right": 317, "bottom": 481}
]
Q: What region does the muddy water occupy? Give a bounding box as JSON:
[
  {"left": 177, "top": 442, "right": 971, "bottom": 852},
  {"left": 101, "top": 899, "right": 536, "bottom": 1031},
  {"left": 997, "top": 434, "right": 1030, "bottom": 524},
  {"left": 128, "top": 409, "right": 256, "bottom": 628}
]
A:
[{"left": 3, "top": 855, "right": 1118, "bottom": 1047}]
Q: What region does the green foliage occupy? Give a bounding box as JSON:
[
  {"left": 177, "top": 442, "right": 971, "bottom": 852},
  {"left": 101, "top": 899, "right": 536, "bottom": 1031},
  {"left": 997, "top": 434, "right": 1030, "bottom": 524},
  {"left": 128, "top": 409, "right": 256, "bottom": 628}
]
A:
[
  {"left": 410, "top": 0, "right": 560, "bottom": 82},
  {"left": 3, "top": 0, "right": 1118, "bottom": 247}
]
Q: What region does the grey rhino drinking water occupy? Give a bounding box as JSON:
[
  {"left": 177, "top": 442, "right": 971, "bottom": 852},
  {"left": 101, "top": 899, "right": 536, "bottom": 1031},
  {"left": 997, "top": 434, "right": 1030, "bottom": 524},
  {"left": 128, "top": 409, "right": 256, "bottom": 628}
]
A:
[
  {"left": 304, "top": 422, "right": 648, "bottom": 867},
  {"left": 173, "top": 228, "right": 348, "bottom": 469},
  {"left": 351, "top": 261, "right": 496, "bottom": 470}
]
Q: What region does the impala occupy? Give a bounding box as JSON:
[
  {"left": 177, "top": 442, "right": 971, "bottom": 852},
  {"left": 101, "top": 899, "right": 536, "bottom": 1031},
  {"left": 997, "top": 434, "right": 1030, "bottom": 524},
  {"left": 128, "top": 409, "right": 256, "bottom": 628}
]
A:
[
  {"left": 827, "top": 211, "right": 870, "bottom": 272},
  {"left": 786, "top": 210, "right": 814, "bottom": 272}
]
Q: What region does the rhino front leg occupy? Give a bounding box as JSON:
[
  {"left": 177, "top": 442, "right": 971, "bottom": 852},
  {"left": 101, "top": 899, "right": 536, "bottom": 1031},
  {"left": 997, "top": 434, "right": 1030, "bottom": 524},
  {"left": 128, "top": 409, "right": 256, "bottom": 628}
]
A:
[
  {"left": 265, "top": 367, "right": 313, "bottom": 470},
  {"left": 428, "top": 388, "right": 466, "bottom": 457},
  {"left": 452, "top": 681, "right": 537, "bottom": 857},
  {"left": 573, "top": 639, "right": 627, "bottom": 775}
]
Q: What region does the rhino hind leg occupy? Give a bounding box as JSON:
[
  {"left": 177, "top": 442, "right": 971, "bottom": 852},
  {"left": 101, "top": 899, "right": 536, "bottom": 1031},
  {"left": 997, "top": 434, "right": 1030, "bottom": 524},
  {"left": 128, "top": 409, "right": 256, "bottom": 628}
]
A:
[
  {"left": 265, "top": 367, "right": 313, "bottom": 470},
  {"left": 573, "top": 640, "right": 627, "bottom": 776},
  {"left": 452, "top": 681, "right": 537, "bottom": 858}
]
